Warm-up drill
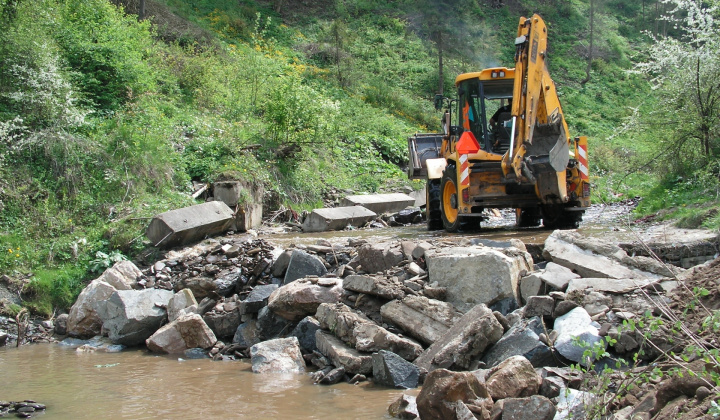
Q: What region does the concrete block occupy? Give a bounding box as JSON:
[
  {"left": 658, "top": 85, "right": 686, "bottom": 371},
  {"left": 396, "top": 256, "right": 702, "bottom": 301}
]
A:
[
  {"left": 302, "top": 206, "right": 377, "bottom": 232},
  {"left": 146, "top": 201, "right": 234, "bottom": 248},
  {"left": 340, "top": 193, "right": 416, "bottom": 214}
]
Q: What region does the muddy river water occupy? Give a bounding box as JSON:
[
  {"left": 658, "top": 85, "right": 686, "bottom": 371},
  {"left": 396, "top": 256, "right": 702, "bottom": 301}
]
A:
[
  {"left": 2, "top": 344, "right": 404, "bottom": 419},
  {"left": 3, "top": 203, "right": 715, "bottom": 418}
]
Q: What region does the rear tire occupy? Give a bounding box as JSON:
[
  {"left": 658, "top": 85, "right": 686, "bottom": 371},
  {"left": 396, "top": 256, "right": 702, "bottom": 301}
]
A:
[
  {"left": 426, "top": 180, "right": 443, "bottom": 231},
  {"left": 516, "top": 207, "right": 541, "bottom": 227},
  {"left": 441, "top": 165, "right": 462, "bottom": 232},
  {"left": 542, "top": 204, "right": 583, "bottom": 229}
]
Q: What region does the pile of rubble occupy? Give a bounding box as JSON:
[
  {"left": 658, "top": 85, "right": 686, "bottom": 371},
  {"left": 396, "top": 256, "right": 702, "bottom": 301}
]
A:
[{"left": 56, "top": 228, "right": 719, "bottom": 419}]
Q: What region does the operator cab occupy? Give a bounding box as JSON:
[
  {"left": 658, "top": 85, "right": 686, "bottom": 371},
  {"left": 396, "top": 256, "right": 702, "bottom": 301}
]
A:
[{"left": 455, "top": 68, "right": 515, "bottom": 155}]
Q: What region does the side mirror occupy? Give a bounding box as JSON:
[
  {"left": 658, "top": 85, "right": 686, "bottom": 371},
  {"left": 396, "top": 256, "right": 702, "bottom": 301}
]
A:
[{"left": 434, "top": 94, "right": 444, "bottom": 111}]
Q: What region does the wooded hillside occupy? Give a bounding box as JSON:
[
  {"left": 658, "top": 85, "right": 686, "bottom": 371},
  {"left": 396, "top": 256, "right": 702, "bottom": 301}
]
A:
[{"left": 0, "top": 0, "right": 718, "bottom": 313}]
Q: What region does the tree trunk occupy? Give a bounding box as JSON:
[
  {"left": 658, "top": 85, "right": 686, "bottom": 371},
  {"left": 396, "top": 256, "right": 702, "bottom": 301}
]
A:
[
  {"left": 581, "top": 0, "right": 594, "bottom": 86},
  {"left": 437, "top": 32, "right": 444, "bottom": 96},
  {"left": 139, "top": 0, "right": 145, "bottom": 20}
]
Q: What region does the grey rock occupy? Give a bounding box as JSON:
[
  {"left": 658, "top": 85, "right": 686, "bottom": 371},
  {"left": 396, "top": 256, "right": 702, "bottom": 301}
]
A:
[
  {"left": 425, "top": 246, "right": 532, "bottom": 311},
  {"left": 318, "top": 366, "right": 346, "bottom": 385},
  {"left": 543, "top": 231, "right": 663, "bottom": 280},
  {"left": 250, "top": 337, "right": 305, "bottom": 373},
  {"left": 256, "top": 306, "right": 292, "bottom": 341},
  {"left": 268, "top": 279, "right": 343, "bottom": 321},
  {"left": 494, "top": 395, "right": 556, "bottom": 420},
  {"left": 356, "top": 243, "right": 404, "bottom": 274},
  {"left": 413, "top": 304, "right": 504, "bottom": 372},
  {"left": 67, "top": 279, "right": 117, "bottom": 338},
  {"left": 539, "top": 262, "right": 580, "bottom": 290},
  {"left": 554, "top": 388, "right": 596, "bottom": 420},
  {"left": 553, "top": 307, "right": 605, "bottom": 364},
  {"left": 372, "top": 350, "right": 420, "bottom": 389},
  {"left": 482, "top": 317, "right": 554, "bottom": 368},
  {"left": 203, "top": 309, "right": 240, "bottom": 338},
  {"left": 290, "top": 316, "right": 322, "bottom": 354},
  {"left": 54, "top": 313, "right": 69, "bottom": 335},
  {"left": 168, "top": 289, "right": 197, "bottom": 322},
  {"left": 343, "top": 275, "right": 405, "bottom": 299},
  {"left": 379, "top": 297, "right": 457, "bottom": 346},
  {"left": 567, "top": 277, "right": 660, "bottom": 294},
  {"left": 388, "top": 394, "right": 419, "bottom": 419},
  {"left": 520, "top": 273, "right": 544, "bottom": 303},
  {"left": 97, "top": 288, "right": 174, "bottom": 346},
  {"left": 184, "top": 348, "right": 210, "bottom": 359},
  {"left": 283, "top": 250, "right": 327, "bottom": 285},
  {"left": 232, "top": 320, "right": 261, "bottom": 348},
  {"left": 176, "top": 276, "right": 217, "bottom": 300},
  {"left": 239, "top": 284, "right": 278, "bottom": 314},
  {"left": 524, "top": 296, "right": 555, "bottom": 318},
  {"left": 100, "top": 260, "right": 143, "bottom": 290},
  {"left": 553, "top": 300, "right": 579, "bottom": 317},
  {"left": 271, "top": 250, "right": 293, "bottom": 277},
  {"left": 146, "top": 313, "right": 217, "bottom": 354},
  {"left": 540, "top": 375, "right": 564, "bottom": 398},
  {"left": 485, "top": 355, "right": 541, "bottom": 400},
  {"left": 315, "top": 330, "right": 372, "bottom": 375},
  {"left": 315, "top": 303, "right": 422, "bottom": 360}
]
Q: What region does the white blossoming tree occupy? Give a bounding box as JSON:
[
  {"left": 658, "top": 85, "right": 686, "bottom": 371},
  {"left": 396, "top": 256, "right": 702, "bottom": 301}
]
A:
[{"left": 636, "top": 0, "right": 720, "bottom": 163}]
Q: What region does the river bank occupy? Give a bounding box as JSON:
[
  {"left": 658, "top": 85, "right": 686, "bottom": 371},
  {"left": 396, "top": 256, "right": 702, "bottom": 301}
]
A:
[{"left": 2, "top": 201, "right": 720, "bottom": 419}]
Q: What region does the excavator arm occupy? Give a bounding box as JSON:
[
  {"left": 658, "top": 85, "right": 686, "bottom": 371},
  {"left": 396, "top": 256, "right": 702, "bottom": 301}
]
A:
[{"left": 503, "top": 15, "right": 573, "bottom": 203}]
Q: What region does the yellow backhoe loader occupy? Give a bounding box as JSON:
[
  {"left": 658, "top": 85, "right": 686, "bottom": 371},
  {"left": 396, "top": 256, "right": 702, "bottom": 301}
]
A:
[{"left": 408, "top": 14, "right": 590, "bottom": 232}]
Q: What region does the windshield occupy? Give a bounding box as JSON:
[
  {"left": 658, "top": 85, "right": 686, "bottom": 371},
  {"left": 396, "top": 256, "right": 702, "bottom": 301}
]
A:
[{"left": 458, "top": 78, "right": 514, "bottom": 152}]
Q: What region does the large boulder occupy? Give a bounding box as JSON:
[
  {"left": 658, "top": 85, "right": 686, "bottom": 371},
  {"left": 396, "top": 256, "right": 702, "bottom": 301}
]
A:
[
  {"left": 316, "top": 303, "right": 422, "bottom": 360},
  {"left": 380, "top": 296, "right": 460, "bottom": 346},
  {"left": 97, "top": 289, "right": 174, "bottom": 346},
  {"left": 250, "top": 337, "right": 305, "bottom": 374},
  {"left": 66, "top": 279, "right": 117, "bottom": 338},
  {"left": 425, "top": 246, "right": 532, "bottom": 311},
  {"left": 146, "top": 313, "right": 216, "bottom": 354},
  {"left": 553, "top": 307, "right": 605, "bottom": 364},
  {"left": 372, "top": 350, "right": 421, "bottom": 389},
  {"left": 485, "top": 355, "right": 541, "bottom": 400},
  {"left": 413, "top": 304, "right": 504, "bottom": 372},
  {"left": 416, "top": 369, "right": 492, "bottom": 420},
  {"left": 267, "top": 279, "right": 343, "bottom": 321},
  {"left": 283, "top": 250, "right": 327, "bottom": 285},
  {"left": 543, "top": 231, "right": 666, "bottom": 279},
  {"left": 315, "top": 330, "right": 372, "bottom": 375},
  {"left": 356, "top": 243, "right": 404, "bottom": 274}
]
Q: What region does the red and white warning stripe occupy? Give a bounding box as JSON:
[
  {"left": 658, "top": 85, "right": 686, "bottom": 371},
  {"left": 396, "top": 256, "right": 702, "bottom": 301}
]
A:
[
  {"left": 577, "top": 143, "right": 589, "bottom": 181},
  {"left": 459, "top": 154, "right": 470, "bottom": 186}
]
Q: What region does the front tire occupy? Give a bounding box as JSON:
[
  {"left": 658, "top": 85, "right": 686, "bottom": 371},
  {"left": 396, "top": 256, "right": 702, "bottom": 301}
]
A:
[
  {"left": 426, "top": 180, "right": 442, "bottom": 231},
  {"left": 440, "top": 165, "right": 462, "bottom": 232}
]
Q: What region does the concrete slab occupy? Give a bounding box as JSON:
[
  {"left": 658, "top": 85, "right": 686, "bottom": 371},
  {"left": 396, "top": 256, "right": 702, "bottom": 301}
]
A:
[
  {"left": 340, "top": 193, "right": 415, "bottom": 214},
  {"left": 302, "top": 206, "right": 377, "bottom": 232},
  {"left": 213, "top": 181, "right": 264, "bottom": 232},
  {"left": 146, "top": 201, "right": 234, "bottom": 248}
]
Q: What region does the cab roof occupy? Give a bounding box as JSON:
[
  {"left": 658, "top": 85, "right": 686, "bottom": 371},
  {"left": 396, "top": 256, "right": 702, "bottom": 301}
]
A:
[{"left": 455, "top": 67, "right": 515, "bottom": 86}]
